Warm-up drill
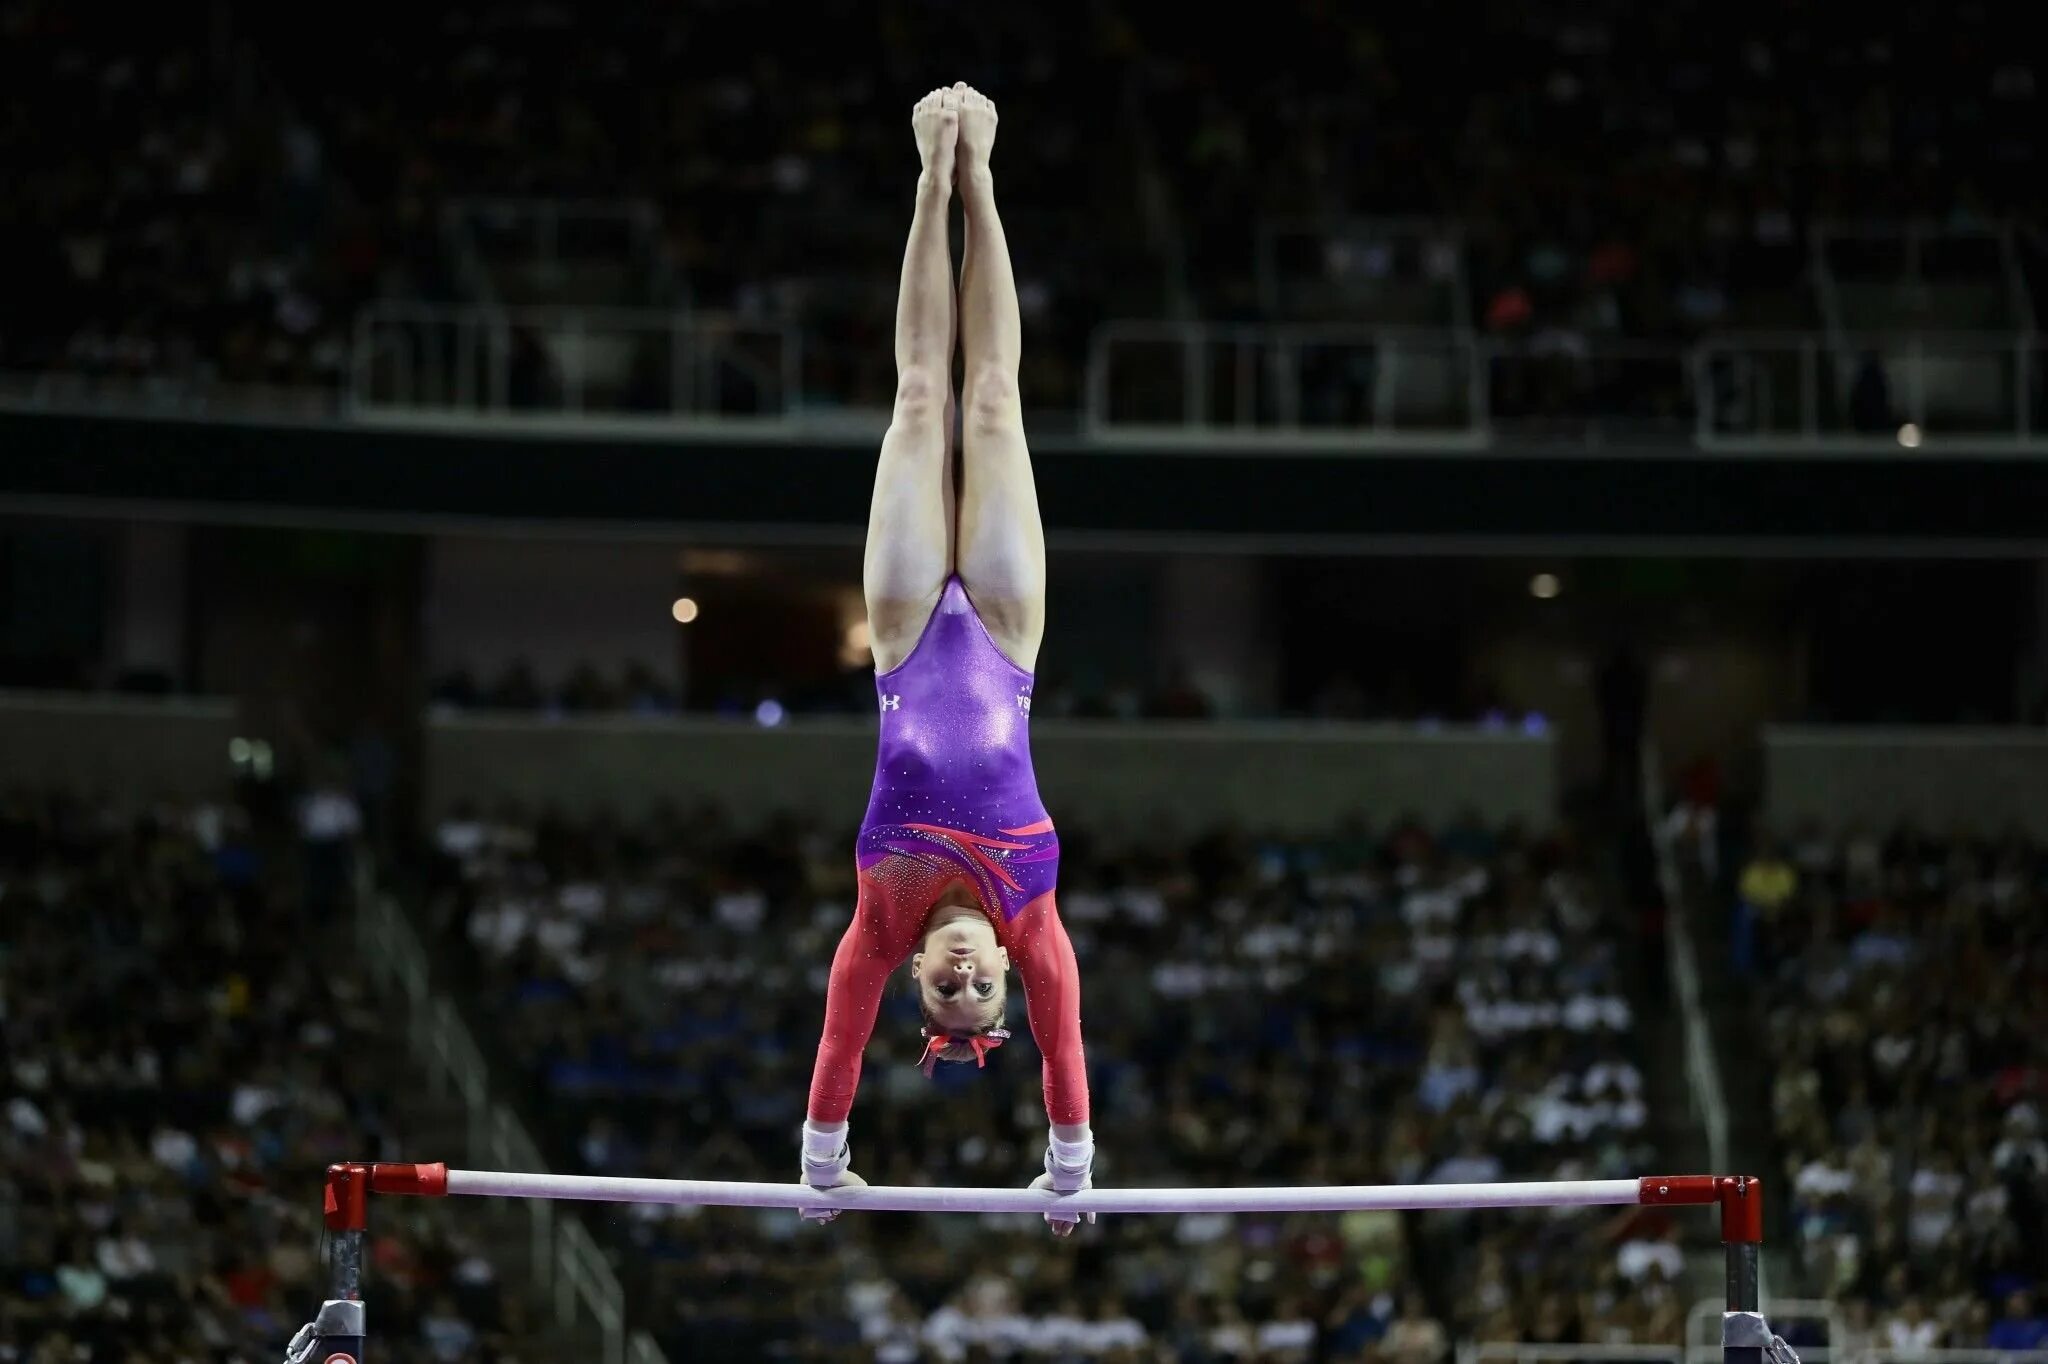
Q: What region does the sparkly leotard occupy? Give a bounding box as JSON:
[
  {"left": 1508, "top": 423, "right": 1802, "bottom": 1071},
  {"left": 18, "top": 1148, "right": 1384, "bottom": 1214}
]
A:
[{"left": 807, "top": 575, "right": 1086, "bottom": 1126}]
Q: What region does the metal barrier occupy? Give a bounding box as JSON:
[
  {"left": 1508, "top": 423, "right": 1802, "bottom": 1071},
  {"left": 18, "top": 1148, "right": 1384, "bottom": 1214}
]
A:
[
  {"left": 1085, "top": 323, "right": 2047, "bottom": 451},
  {"left": 1463, "top": 1344, "right": 1683, "bottom": 1364},
  {"left": 1082, "top": 321, "right": 1487, "bottom": 446},
  {"left": 1696, "top": 334, "right": 2040, "bottom": 448},
  {"left": 350, "top": 302, "right": 798, "bottom": 424}
]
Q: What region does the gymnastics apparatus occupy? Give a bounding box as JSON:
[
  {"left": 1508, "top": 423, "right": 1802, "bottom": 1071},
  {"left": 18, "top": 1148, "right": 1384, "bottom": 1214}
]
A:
[{"left": 285, "top": 1163, "right": 1802, "bottom": 1364}]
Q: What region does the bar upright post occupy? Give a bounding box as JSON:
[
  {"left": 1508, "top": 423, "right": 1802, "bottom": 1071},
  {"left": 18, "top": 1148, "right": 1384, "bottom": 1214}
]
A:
[{"left": 1720, "top": 1176, "right": 1766, "bottom": 1364}]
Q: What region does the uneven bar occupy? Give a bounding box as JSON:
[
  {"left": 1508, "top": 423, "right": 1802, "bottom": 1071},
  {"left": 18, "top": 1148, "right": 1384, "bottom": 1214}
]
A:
[{"left": 420, "top": 1169, "right": 1652, "bottom": 1215}]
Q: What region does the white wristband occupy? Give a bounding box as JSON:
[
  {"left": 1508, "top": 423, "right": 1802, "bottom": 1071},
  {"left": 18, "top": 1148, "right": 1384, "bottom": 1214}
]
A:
[
  {"left": 1046, "top": 1126, "right": 1094, "bottom": 1189},
  {"left": 802, "top": 1120, "right": 848, "bottom": 1162},
  {"left": 1047, "top": 1127, "right": 1093, "bottom": 1169}
]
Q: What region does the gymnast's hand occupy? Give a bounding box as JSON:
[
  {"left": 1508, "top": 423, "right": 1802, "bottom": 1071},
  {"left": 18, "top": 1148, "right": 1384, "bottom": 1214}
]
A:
[
  {"left": 1031, "top": 1126, "right": 1097, "bottom": 1238},
  {"left": 799, "top": 1167, "right": 868, "bottom": 1225},
  {"left": 1029, "top": 1169, "right": 1095, "bottom": 1238},
  {"left": 799, "top": 1119, "right": 863, "bottom": 1224}
]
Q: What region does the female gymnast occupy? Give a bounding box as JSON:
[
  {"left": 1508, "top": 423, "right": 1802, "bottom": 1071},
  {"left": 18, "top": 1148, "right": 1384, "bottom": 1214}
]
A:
[{"left": 799, "top": 84, "right": 1093, "bottom": 1236}]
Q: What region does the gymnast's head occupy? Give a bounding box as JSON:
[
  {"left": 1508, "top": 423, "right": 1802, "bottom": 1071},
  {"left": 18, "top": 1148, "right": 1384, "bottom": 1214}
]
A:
[{"left": 910, "top": 895, "right": 1011, "bottom": 1071}]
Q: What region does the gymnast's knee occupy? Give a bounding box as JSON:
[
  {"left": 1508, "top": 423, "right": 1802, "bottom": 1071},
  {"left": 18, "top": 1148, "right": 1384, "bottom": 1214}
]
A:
[
  {"left": 893, "top": 367, "right": 950, "bottom": 428},
  {"left": 963, "top": 367, "right": 1021, "bottom": 434}
]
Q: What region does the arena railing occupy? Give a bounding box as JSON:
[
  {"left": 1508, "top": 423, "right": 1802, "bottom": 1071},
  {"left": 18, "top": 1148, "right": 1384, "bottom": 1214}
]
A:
[
  {"left": 1081, "top": 319, "right": 1491, "bottom": 448},
  {"left": 1694, "top": 332, "right": 2041, "bottom": 450},
  {"left": 1462, "top": 1342, "right": 1683, "bottom": 1364},
  {"left": 1082, "top": 324, "right": 2046, "bottom": 452},
  {"left": 348, "top": 301, "right": 799, "bottom": 426},
  {"left": 350, "top": 884, "right": 668, "bottom": 1364}
]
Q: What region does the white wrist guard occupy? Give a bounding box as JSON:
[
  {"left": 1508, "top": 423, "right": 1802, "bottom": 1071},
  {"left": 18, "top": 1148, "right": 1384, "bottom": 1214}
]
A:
[
  {"left": 1044, "top": 1127, "right": 1094, "bottom": 1193},
  {"left": 801, "top": 1120, "right": 850, "bottom": 1187}
]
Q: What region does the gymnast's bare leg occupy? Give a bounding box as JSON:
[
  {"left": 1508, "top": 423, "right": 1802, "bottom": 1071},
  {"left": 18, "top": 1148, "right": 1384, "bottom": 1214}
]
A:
[
  {"left": 951, "top": 83, "right": 1047, "bottom": 673},
  {"left": 864, "top": 88, "right": 961, "bottom": 673},
  {"left": 950, "top": 84, "right": 1089, "bottom": 1195}
]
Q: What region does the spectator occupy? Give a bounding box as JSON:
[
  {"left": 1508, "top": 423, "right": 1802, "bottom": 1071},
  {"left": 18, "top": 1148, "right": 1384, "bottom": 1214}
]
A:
[
  {"left": 1384, "top": 1294, "right": 1450, "bottom": 1364},
  {"left": 1988, "top": 1291, "right": 2048, "bottom": 1352},
  {"left": 1735, "top": 834, "right": 1798, "bottom": 975}
]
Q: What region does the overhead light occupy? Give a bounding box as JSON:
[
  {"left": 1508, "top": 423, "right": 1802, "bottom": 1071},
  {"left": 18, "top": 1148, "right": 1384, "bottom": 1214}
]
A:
[
  {"left": 671, "top": 597, "right": 700, "bottom": 624},
  {"left": 1529, "top": 573, "right": 1561, "bottom": 600}
]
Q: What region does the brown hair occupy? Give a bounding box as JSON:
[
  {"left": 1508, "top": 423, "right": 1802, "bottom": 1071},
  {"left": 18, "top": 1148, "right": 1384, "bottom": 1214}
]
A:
[{"left": 916, "top": 1005, "right": 1011, "bottom": 1074}]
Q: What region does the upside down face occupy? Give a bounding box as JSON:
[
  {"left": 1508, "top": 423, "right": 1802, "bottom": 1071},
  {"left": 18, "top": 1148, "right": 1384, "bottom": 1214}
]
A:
[{"left": 911, "top": 893, "right": 1011, "bottom": 1054}]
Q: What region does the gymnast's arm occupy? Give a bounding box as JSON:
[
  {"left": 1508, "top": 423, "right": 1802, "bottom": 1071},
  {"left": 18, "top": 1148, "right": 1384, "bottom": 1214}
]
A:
[
  {"left": 1011, "top": 897, "right": 1095, "bottom": 1232},
  {"left": 799, "top": 886, "right": 922, "bottom": 1218}
]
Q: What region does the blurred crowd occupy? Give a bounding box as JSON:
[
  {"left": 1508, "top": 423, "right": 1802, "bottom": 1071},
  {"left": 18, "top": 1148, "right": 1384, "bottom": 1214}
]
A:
[
  {"left": 1738, "top": 823, "right": 2048, "bottom": 1354},
  {"left": 426, "top": 805, "right": 1681, "bottom": 1362},
  {"left": 0, "top": 789, "right": 518, "bottom": 1364},
  {"left": 3, "top": 1, "right": 2040, "bottom": 419}
]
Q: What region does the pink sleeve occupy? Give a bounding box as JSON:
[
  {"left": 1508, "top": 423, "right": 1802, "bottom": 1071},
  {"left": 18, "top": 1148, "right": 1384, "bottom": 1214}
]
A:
[
  {"left": 1009, "top": 895, "right": 1090, "bottom": 1126},
  {"left": 807, "top": 882, "right": 924, "bottom": 1124}
]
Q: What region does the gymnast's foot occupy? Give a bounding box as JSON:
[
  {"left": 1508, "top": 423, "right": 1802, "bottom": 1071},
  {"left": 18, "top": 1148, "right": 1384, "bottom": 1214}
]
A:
[
  {"left": 952, "top": 82, "right": 997, "bottom": 190},
  {"left": 913, "top": 86, "right": 959, "bottom": 186}
]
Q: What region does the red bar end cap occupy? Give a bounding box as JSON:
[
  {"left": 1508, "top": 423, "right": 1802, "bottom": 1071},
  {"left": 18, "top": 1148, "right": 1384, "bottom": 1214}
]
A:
[
  {"left": 370, "top": 1162, "right": 450, "bottom": 1198},
  {"left": 1637, "top": 1174, "right": 1719, "bottom": 1206},
  {"left": 324, "top": 1163, "right": 371, "bottom": 1232},
  {"left": 1718, "top": 1174, "right": 1764, "bottom": 1243}
]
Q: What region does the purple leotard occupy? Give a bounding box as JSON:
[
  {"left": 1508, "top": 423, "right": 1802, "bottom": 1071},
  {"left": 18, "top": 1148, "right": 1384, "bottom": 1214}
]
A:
[
  {"left": 856, "top": 574, "right": 1059, "bottom": 920},
  {"left": 811, "top": 575, "right": 1084, "bottom": 1126}
]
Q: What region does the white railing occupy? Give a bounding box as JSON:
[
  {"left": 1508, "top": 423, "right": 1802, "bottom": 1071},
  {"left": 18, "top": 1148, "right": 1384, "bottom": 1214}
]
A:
[
  {"left": 1697, "top": 333, "right": 2039, "bottom": 448},
  {"left": 1642, "top": 745, "right": 1731, "bottom": 1180},
  {"left": 1462, "top": 1343, "right": 1682, "bottom": 1364},
  {"left": 355, "top": 887, "right": 668, "bottom": 1364},
  {"left": 349, "top": 302, "right": 799, "bottom": 425},
  {"left": 12, "top": 315, "right": 2043, "bottom": 454},
  {"left": 1085, "top": 323, "right": 2047, "bottom": 451},
  {"left": 1083, "top": 320, "right": 1488, "bottom": 447}
]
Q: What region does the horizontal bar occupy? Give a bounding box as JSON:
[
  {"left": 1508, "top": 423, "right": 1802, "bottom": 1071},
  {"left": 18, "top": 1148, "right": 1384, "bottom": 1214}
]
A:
[{"left": 433, "top": 1169, "right": 1649, "bottom": 1215}]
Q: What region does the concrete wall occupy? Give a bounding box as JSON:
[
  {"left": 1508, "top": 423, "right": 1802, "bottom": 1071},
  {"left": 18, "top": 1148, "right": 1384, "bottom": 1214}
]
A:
[
  {"left": 426, "top": 536, "right": 682, "bottom": 689},
  {"left": 1764, "top": 725, "right": 2048, "bottom": 836},
  {"left": 425, "top": 714, "right": 1556, "bottom": 834},
  {"left": 0, "top": 691, "right": 238, "bottom": 798}
]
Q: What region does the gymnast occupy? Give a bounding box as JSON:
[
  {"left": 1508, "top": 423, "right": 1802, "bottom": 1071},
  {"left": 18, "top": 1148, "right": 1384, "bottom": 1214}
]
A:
[{"left": 799, "top": 84, "right": 1092, "bottom": 1236}]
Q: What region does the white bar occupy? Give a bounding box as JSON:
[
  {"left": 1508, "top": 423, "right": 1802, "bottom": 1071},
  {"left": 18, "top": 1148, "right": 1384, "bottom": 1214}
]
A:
[{"left": 442, "top": 1170, "right": 1643, "bottom": 1216}]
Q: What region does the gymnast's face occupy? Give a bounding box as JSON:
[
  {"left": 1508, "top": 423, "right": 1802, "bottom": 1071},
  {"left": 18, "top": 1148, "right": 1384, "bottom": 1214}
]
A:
[{"left": 912, "top": 904, "right": 1011, "bottom": 1035}]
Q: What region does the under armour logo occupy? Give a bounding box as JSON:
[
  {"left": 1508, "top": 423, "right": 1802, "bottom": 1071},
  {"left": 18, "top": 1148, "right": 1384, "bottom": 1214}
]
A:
[
  {"left": 879, "top": 694, "right": 901, "bottom": 712},
  {"left": 1016, "top": 691, "right": 1032, "bottom": 716}
]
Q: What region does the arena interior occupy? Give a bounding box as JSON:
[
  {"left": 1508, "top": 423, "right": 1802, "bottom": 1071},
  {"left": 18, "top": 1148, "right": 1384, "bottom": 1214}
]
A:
[{"left": 2, "top": 3, "right": 2046, "bottom": 1363}]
